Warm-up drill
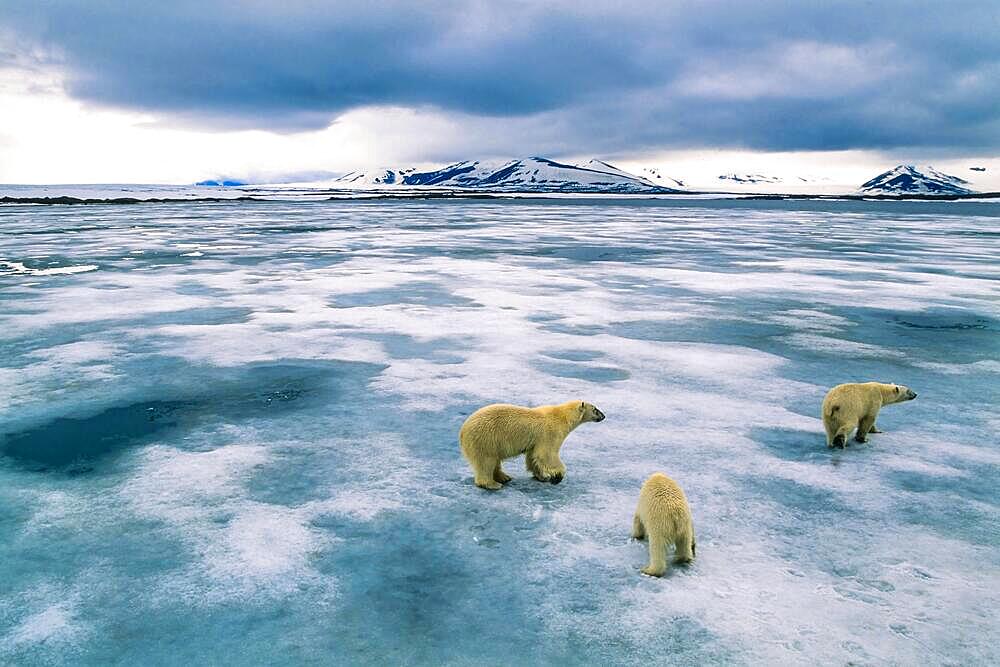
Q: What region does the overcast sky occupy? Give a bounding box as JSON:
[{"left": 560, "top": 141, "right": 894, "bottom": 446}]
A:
[{"left": 1, "top": 1, "right": 998, "bottom": 184}]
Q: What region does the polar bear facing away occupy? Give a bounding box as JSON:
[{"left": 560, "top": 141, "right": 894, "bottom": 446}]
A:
[
  {"left": 822, "top": 382, "right": 917, "bottom": 448},
  {"left": 459, "top": 401, "right": 605, "bottom": 490},
  {"left": 632, "top": 472, "right": 695, "bottom": 577}
]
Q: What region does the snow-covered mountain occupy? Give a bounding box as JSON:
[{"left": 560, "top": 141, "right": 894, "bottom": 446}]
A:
[
  {"left": 319, "top": 160, "right": 992, "bottom": 197},
  {"left": 332, "top": 157, "right": 681, "bottom": 193},
  {"left": 683, "top": 171, "right": 837, "bottom": 194},
  {"left": 333, "top": 167, "right": 418, "bottom": 186},
  {"left": 718, "top": 173, "right": 783, "bottom": 184},
  {"left": 640, "top": 166, "right": 684, "bottom": 188},
  {"left": 858, "top": 165, "right": 976, "bottom": 195}
]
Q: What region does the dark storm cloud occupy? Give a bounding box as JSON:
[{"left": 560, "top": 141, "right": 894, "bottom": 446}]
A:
[{"left": 2, "top": 1, "right": 998, "bottom": 152}]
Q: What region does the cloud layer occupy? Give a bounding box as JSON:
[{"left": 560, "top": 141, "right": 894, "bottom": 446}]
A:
[{"left": 3, "top": 1, "right": 999, "bottom": 154}]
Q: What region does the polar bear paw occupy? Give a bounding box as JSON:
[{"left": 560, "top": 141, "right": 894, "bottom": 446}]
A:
[{"left": 533, "top": 467, "right": 565, "bottom": 485}]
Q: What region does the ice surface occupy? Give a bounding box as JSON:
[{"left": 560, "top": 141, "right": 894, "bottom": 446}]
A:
[{"left": 1, "top": 198, "right": 998, "bottom": 664}]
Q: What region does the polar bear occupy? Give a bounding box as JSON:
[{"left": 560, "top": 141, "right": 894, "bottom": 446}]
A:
[
  {"left": 632, "top": 472, "right": 696, "bottom": 577},
  {"left": 459, "top": 400, "right": 605, "bottom": 490},
  {"left": 822, "top": 382, "right": 917, "bottom": 448}
]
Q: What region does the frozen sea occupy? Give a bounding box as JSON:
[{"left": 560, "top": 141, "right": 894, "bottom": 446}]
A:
[{"left": 1, "top": 196, "right": 998, "bottom": 665}]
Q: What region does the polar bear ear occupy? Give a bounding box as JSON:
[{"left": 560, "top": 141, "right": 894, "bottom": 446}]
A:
[
  {"left": 894, "top": 386, "right": 900, "bottom": 394},
  {"left": 579, "top": 401, "right": 586, "bottom": 412}
]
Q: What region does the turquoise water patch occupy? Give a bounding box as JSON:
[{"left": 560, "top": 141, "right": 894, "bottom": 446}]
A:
[
  {"left": 1, "top": 360, "right": 383, "bottom": 473},
  {"left": 0, "top": 306, "right": 255, "bottom": 360},
  {"left": 542, "top": 349, "right": 605, "bottom": 361},
  {"left": 750, "top": 427, "right": 828, "bottom": 462},
  {"left": 886, "top": 468, "right": 996, "bottom": 505},
  {"left": 893, "top": 494, "right": 1000, "bottom": 548},
  {"left": 352, "top": 332, "right": 467, "bottom": 363},
  {"left": 533, "top": 358, "right": 630, "bottom": 383},
  {"left": 748, "top": 476, "right": 851, "bottom": 516},
  {"left": 531, "top": 244, "right": 664, "bottom": 262},
  {"left": 2, "top": 399, "right": 197, "bottom": 471},
  {"left": 538, "top": 321, "right": 607, "bottom": 336},
  {"left": 331, "top": 281, "right": 482, "bottom": 308}
]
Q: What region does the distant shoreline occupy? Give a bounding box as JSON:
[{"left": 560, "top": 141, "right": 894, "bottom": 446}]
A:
[{"left": 2, "top": 190, "right": 999, "bottom": 205}]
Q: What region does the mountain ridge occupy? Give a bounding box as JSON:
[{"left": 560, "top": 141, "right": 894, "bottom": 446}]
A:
[
  {"left": 332, "top": 157, "right": 682, "bottom": 193},
  {"left": 186, "top": 159, "right": 994, "bottom": 199},
  {"left": 858, "top": 164, "right": 975, "bottom": 195}
]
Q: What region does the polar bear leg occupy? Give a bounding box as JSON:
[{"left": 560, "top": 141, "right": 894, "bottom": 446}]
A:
[
  {"left": 632, "top": 513, "right": 646, "bottom": 540},
  {"left": 531, "top": 452, "right": 566, "bottom": 484},
  {"left": 641, "top": 533, "right": 668, "bottom": 577},
  {"left": 493, "top": 462, "right": 512, "bottom": 484},
  {"left": 525, "top": 447, "right": 540, "bottom": 478},
  {"left": 855, "top": 415, "right": 875, "bottom": 443},
  {"left": 546, "top": 455, "right": 566, "bottom": 484},
  {"left": 471, "top": 457, "right": 502, "bottom": 490},
  {"left": 832, "top": 423, "right": 852, "bottom": 448},
  {"left": 527, "top": 447, "right": 550, "bottom": 482},
  {"left": 674, "top": 530, "right": 694, "bottom": 564}
]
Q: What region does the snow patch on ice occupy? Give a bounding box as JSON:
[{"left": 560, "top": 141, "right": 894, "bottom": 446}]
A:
[
  {"left": 2, "top": 602, "right": 86, "bottom": 649},
  {"left": 120, "top": 443, "right": 333, "bottom": 602},
  {"left": 784, "top": 333, "right": 906, "bottom": 358},
  {"left": 0, "top": 587, "right": 91, "bottom": 662},
  {"left": 0, "top": 261, "right": 98, "bottom": 276}
]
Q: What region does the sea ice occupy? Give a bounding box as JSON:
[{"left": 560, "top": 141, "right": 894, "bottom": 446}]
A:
[{"left": 1, "top": 197, "right": 997, "bottom": 664}]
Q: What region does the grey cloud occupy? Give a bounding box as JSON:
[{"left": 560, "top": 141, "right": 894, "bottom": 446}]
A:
[{"left": 2, "top": 1, "right": 998, "bottom": 152}]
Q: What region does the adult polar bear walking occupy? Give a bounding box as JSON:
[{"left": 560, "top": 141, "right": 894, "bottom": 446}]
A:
[
  {"left": 459, "top": 400, "right": 605, "bottom": 490},
  {"left": 632, "top": 472, "right": 696, "bottom": 577},
  {"left": 822, "top": 382, "right": 917, "bottom": 448}
]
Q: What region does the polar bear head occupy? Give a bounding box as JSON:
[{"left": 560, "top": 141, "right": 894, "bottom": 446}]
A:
[
  {"left": 578, "top": 401, "right": 606, "bottom": 423},
  {"left": 885, "top": 383, "right": 918, "bottom": 404}
]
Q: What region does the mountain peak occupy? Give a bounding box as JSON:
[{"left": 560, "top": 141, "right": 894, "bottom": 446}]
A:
[
  {"left": 333, "top": 156, "right": 682, "bottom": 193},
  {"left": 859, "top": 165, "right": 974, "bottom": 195}
]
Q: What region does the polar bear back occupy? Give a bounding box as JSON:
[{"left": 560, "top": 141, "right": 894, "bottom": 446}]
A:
[
  {"left": 638, "top": 472, "right": 693, "bottom": 534},
  {"left": 460, "top": 403, "right": 564, "bottom": 460},
  {"left": 822, "top": 382, "right": 885, "bottom": 423}
]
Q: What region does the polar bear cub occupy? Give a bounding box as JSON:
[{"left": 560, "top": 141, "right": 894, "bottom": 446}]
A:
[
  {"left": 822, "top": 382, "right": 917, "bottom": 448},
  {"left": 459, "top": 400, "right": 605, "bottom": 490},
  {"left": 632, "top": 472, "right": 696, "bottom": 577}
]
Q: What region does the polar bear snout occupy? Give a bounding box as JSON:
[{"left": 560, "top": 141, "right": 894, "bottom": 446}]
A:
[
  {"left": 576, "top": 401, "right": 605, "bottom": 423},
  {"left": 892, "top": 384, "right": 917, "bottom": 402}
]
